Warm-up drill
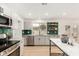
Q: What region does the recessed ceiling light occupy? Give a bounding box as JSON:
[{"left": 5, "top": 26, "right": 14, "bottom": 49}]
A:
[
  {"left": 62, "top": 12, "right": 67, "bottom": 16},
  {"left": 28, "top": 13, "right": 32, "bottom": 16},
  {"left": 44, "top": 13, "right": 48, "bottom": 16}
]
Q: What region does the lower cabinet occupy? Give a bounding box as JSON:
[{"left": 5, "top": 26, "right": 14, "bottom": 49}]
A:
[
  {"left": 34, "top": 36, "right": 49, "bottom": 45},
  {"left": 39, "top": 36, "right": 46, "bottom": 45},
  {"left": 8, "top": 47, "right": 20, "bottom": 56},
  {"left": 34, "top": 36, "right": 40, "bottom": 45},
  {"left": 44, "top": 36, "right": 49, "bottom": 45},
  {"left": 23, "top": 35, "right": 54, "bottom": 46}
]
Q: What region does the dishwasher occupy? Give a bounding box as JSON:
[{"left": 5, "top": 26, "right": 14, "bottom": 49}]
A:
[{"left": 24, "top": 36, "right": 34, "bottom": 46}]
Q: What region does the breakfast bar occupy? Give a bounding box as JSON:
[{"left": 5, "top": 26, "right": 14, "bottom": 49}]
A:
[{"left": 49, "top": 38, "right": 79, "bottom": 56}]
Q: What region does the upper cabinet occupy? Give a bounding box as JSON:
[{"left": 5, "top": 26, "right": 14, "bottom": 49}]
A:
[{"left": 47, "top": 22, "right": 58, "bottom": 35}]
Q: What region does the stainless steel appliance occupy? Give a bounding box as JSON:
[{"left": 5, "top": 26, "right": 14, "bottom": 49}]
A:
[
  {"left": 27, "top": 36, "right": 34, "bottom": 46},
  {"left": 24, "top": 36, "right": 34, "bottom": 46},
  {"left": 0, "top": 42, "right": 20, "bottom": 56},
  {"left": 0, "top": 15, "right": 12, "bottom": 26}
]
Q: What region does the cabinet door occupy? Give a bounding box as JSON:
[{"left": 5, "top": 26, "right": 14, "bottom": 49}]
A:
[
  {"left": 34, "top": 36, "right": 53, "bottom": 45},
  {"left": 23, "top": 36, "right": 27, "bottom": 46},
  {"left": 44, "top": 36, "right": 49, "bottom": 45},
  {"left": 34, "top": 36, "right": 50, "bottom": 45},
  {"left": 39, "top": 36, "right": 46, "bottom": 45},
  {"left": 34, "top": 36, "right": 45, "bottom": 45},
  {"left": 34, "top": 36, "right": 40, "bottom": 45}
]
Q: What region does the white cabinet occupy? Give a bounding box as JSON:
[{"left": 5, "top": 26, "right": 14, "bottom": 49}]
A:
[
  {"left": 23, "top": 37, "right": 27, "bottom": 46},
  {"left": 39, "top": 36, "right": 46, "bottom": 45},
  {"left": 34, "top": 36, "right": 41, "bottom": 45},
  {"left": 34, "top": 36, "right": 49, "bottom": 45},
  {"left": 44, "top": 36, "right": 49, "bottom": 45}
]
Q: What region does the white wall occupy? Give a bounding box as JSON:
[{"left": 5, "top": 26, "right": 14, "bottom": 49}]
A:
[{"left": 24, "top": 21, "right": 32, "bottom": 30}]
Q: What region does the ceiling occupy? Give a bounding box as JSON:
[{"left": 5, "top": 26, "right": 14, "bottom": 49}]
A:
[{"left": 1, "top": 3, "right": 79, "bottom": 20}]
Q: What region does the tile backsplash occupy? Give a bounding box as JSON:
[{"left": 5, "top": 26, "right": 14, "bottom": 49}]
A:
[{"left": 0, "top": 27, "right": 13, "bottom": 38}]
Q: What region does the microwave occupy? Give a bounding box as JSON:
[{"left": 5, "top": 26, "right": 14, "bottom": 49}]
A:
[{"left": 0, "top": 15, "right": 12, "bottom": 26}]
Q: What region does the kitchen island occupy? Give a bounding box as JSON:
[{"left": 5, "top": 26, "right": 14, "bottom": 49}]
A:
[
  {"left": 0, "top": 40, "right": 20, "bottom": 56},
  {"left": 50, "top": 38, "right": 79, "bottom": 56}
]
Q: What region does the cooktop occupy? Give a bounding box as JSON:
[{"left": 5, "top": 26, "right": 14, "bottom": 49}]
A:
[{"left": 0, "top": 40, "right": 20, "bottom": 52}]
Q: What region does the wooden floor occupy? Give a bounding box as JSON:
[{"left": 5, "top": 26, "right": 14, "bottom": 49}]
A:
[{"left": 23, "top": 46, "right": 63, "bottom": 56}]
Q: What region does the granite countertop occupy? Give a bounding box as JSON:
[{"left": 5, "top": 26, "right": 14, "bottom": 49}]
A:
[
  {"left": 50, "top": 38, "right": 79, "bottom": 56},
  {"left": 0, "top": 40, "right": 20, "bottom": 52}
]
